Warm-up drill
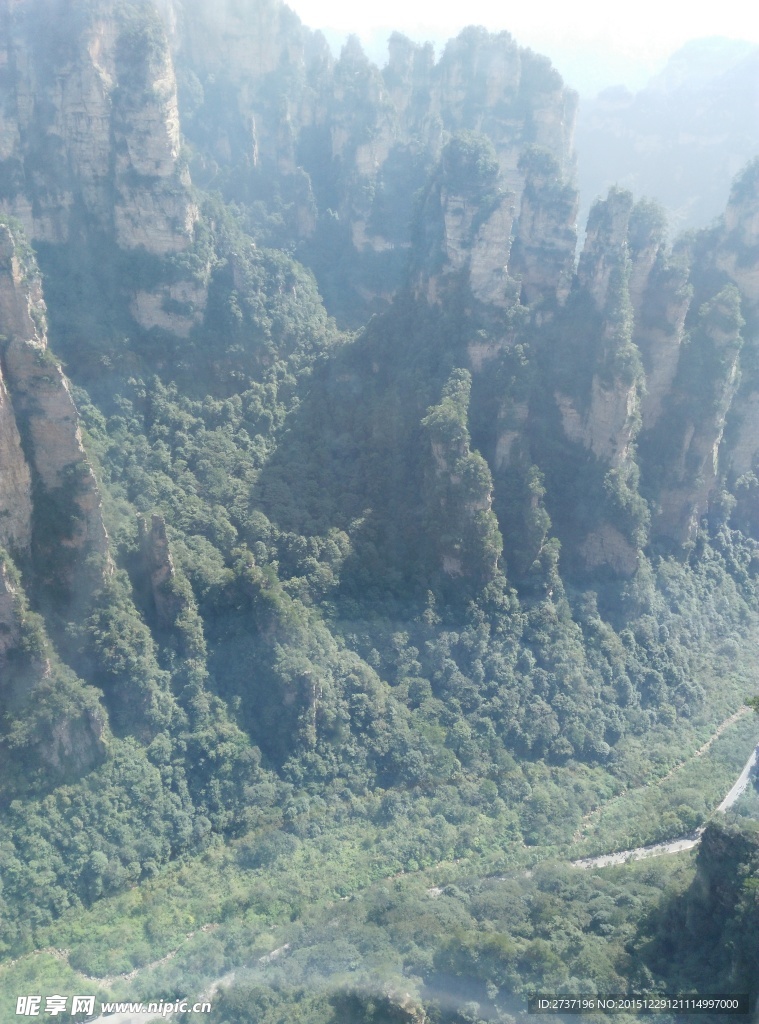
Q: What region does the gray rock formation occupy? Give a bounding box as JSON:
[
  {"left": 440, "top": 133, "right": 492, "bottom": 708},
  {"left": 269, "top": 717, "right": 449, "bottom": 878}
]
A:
[
  {"left": 0, "top": 0, "right": 196, "bottom": 253},
  {"left": 509, "top": 148, "right": 578, "bottom": 305},
  {"left": 139, "top": 512, "right": 189, "bottom": 629},
  {"left": 0, "top": 558, "right": 21, "bottom": 665},
  {"left": 0, "top": 222, "right": 110, "bottom": 590}
]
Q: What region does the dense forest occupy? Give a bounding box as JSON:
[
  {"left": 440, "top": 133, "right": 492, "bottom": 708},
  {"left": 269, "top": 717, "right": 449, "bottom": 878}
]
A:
[{"left": 0, "top": 0, "right": 758, "bottom": 1021}]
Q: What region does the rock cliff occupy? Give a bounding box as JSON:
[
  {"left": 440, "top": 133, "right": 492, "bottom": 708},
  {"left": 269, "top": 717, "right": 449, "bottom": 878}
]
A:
[
  {"left": 1, "top": 0, "right": 581, "bottom": 332},
  {"left": 508, "top": 147, "right": 578, "bottom": 306},
  {"left": 635, "top": 162, "right": 759, "bottom": 547},
  {"left": 1, "top": 0, "right": 759, "bottom": 591},
  {"left": 0, "top": 557, "right": 21, "bottom": 665},
  {"left": 0, "top": 0, "right": 202, "bottom": 337},
  {"left": 0, "top": 0, "right": 196, "bottom": 252},
  {"left": 412, "top": 133, "right": 518, "bottom": 309},
  {"left": 0, "top": 222, "right": 109, "bottom": 595},
  {"left": 421, "top": 369, "right": 503, "bottom": 584},
  {"left": 0, "top": 358, "right": 33, "bottom": 552},
  {"left": 646, "top": 288, "right": 741, "bottom": 540},
  {"left": 157, "top": 4, "right": 578, "bottom": 323},
  {"left": 139, "top": 512, "right": 190, "bottom": 629}
]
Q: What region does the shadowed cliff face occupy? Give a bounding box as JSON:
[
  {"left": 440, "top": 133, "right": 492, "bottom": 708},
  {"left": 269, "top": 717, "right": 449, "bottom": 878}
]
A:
[
  {"left": 0, "top": 548, "right": 108, "bottom": 788},
  {"left": 0, "top": 222, "right": 109, "bottom": 600}
]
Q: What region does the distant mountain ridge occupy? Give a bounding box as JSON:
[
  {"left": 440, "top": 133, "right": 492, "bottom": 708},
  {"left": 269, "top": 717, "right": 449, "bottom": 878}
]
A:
[{"left": 577, "top": 37, "right": 759, "bottom": 234}]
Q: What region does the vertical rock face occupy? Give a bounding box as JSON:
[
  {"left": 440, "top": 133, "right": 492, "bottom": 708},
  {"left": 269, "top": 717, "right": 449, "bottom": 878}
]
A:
[
  {"left": 139, "top": 513, "right": 188, "bottom": 628},
  {"left": 509, "top": 148, "right": 578, "bottom": 306},
  {"left": 416, "top": 186, "right": 517, "bottom": 308},
  {"left": 0, "top": 553, "right": 108, "bottom": 779},
  {"left": 627, "top": 200, "right": 668, "bottom": 315},
  {"left": 557, "top": 189, "right": 642, "bottom": 469},
  {"left": 431, "top": 29, "right": 575, "bottom": 191},
  {"left": 412, "top": 133, "right": 518, "bottom": 309},
  {"left": 0, "top": 558, "right": 21, "bottom": 665},
  {"left": 631, "top": 162, "right": 759, "bottom": 546},
  {"left": 0, "top": 0, "right": 580, "bottom": 330},
  {"left": 716, "top": 161, "right": 759, "bottom": 306},
  {"left": 541, "top": 188, "right": 647, "bottom": 575},
  {"left": 716, "top": 162, "right": 759, "bottom": 510},
  {"left": 0, "top": 362, "right": 33, "bottom": 552},
  {"left": 577, "top": 188, "right": 634, "bottom": 309},
  {"left": 0, "top": 0, "right": 196, "bottom": 253},
  {"left": 165, "top": 0, "right": 310, "bottom": 80},
  {"left": 159, "top": 3, "right": 577, "bottom": 321},
  {"left": 0, "top": 222, "right": 109, "bottom": 591},
  {"left": 635, "top": 250, "right": 692, "bottom": 433},
  {"left": 421, "top": 370, "right": 502, "bottom": 583},
  {"left": 644, "top": 286, "right": 744, "bottom": 545},
  {"left": 111, "top": 6, "right": 198, "bottom": 254},
  {"left": 0, "top": 0, "right": 206, "bottom": 339}
]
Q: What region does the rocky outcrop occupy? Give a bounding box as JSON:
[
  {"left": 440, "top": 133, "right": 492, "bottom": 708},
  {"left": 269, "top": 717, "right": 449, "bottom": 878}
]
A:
[
  {"left": 0, "top": 222, "right": 109, "bottom": 590},
  {"left": 629, "top": 163, "right": 759, "bottom": 547},
  {"left": 139, "top": 513, "right": 188, "bottom": 629},
  {"left": 468, "top": 200, "right": 519, "bottom": 306},
  {"left": 431, "top": 29, "right": 575, "bottom": 192},
  {"left": 422, "top": 370, "right": 502, "bottom": 583},
  {"left": 412, "top": 134, "right": 520, "bottom": 309},
  {"left": 547, "top": 189, "right": 647, "bottom": 573},
  {"left": 420, "top": 187, "right": 517, "bottom": 307},
  {"left": 716, "top": 161, "right": 759, "bottom": 307},
  {"left": 556, "top": 379, "right": 639, "bottom": 467},
  {"left": 158, "top": 4, "right": 577, "bottom": 321},
  {"left": 0, "top": 361, "right": 33, "bottom": 552},
  {"left": 579, "top": 523, "right": 638, "bottom": 576},
  {"left": 509, "top": 148, "right": 578, "bottom": 305},
  {"left": 0, "top": 0, "right": 196, "bottom": 254},
  {"left": 130, "top": 277, "right": 208, "bottom": 336},
  {"left": 577, "top": 188, "right": 634, "bottom": 310},
  {"left": 0, "top": 558, "right": 21, "bottom": 665},
  {"left": 111, "top": 9, "right": 198, "bottom": 255},
  {"left": 0, "top": 553, "right": 107, "bottom": 779},
  {"left": 494, "top": 401, "right": 529, "bottom": 470},
  {"left": 711, "top": 162, "right": 759, "bottom": 503},
  {"left": 557, "top": 189, "right": 642, "bottom": 472},
  {"left": 650, "top": 286, "right": 744, "bottom": 545},
  {"left": 0, "top": 0, "right": 204, "bottom": 338},
  {"left": 634, "top": 251, "right": 691, "bottom": 432},
  {"left": 42, "top": 707, "right": 107, "bottom": 773},
  {"left": 627, "top": 200, "right": 668, "bottom": 315}
]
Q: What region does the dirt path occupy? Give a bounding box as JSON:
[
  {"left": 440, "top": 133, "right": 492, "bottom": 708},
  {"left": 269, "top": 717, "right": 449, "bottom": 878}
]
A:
[
  {"left": 572, "top": 736, "right": 759, "bottom": 870},
  {"left": 572, "top": 707, "right": 751, "bottom": 844}
]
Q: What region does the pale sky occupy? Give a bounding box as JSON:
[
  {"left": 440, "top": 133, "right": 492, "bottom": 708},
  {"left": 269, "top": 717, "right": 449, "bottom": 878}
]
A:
[{"left": 286, "top": 0, "right": 759, "bottom": 94}]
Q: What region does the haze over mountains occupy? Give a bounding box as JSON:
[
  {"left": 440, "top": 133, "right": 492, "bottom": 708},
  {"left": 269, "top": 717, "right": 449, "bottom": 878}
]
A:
[
  {"left": 0, "top": 0, "right": 758, "bottom": 1019},
  {"left": 577, "top": 36, "right": 759, "bottom": 233}
]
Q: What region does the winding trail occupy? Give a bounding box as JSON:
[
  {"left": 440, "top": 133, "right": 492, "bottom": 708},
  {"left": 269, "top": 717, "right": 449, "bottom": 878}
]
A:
[
  {"left": 572, "top": 707, "right": 751, "bottom": 844},
  {"left": 571, "top": 736, "right": 759, "bottom": 870}
]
